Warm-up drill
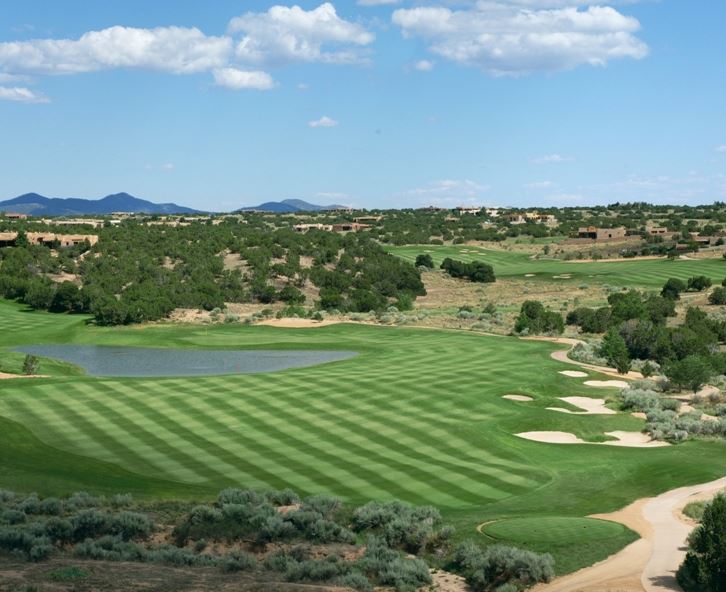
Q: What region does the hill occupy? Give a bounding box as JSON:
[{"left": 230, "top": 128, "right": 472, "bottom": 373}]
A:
[
  {"left": 0, "top": 192, "right": 202, "bottom": 216},
  {"left": 236, "top": 198, "right": 347, "bottom": 213}
]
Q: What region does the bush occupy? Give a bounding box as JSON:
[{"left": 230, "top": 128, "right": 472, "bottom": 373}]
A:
[
  {"left": 221, "top": 550, "right": 257, "bottom": 572},
  {"left": 415, "top": 254, "right": 434, "bottom": 269},
  {"left": 441, "top": 258, "right": 495, "bottom": 283},
  {"left": 687, "top": 276, "right": 712, "bottom": 292},
  {"left": 110, "top": 511, "right": 154, "bottom": 541},
  {"left": 337, "top": 571, "right": 373, "bottom": 592},
  {"left": 709, "top": 287, "right": 726, "bottom": 305},
  {"left": 515, "top": 301, "right": 563, "bottom": 335}
]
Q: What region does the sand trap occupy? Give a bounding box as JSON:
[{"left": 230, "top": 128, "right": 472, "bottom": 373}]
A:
[
  {"left": 0, "top": 372, "right": 48, "bottom": 380},
  {"left": 585, "top": 380, "right": 629, "bottom": 389},
  {"left": 559, "top": 370, "right": 588, "bottom": 378},
  {"left": 256, "top": 318, "right": 345, "bottom": 329},
  {"left": 524, "top": 273, "right": 536, "bottom": 277},
  {"left": 603, "top": 431, "right": 670, "bottom": 448},
  {"left": 517, "top": 430, "right": 669, "bottom": 448},
  {"left": 516, "top": 431, "right": 586, "bottom": 444},
  {"left": 503, "top": 394, "right": 534, "bottom": 402},
  {"left": 548, "top": 397, "right": 616, "bottom": 415},
  {"left": 552, "top": 274, "right": 572, "bottom": 279}
]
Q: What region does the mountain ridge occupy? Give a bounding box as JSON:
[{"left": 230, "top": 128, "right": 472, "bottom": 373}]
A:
[{"left": 0, "top": 192, "right": 202, "bottom": 216}]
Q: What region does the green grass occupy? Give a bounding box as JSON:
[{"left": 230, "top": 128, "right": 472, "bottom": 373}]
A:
[
  {"left": 1, "top": 299, "right": 725, "bottom": 574},
  {"left": 482, "top": 516, "right": 638, "bottom": 574},
  {"left": 389, "top": 245, "right": 726, "bottom": 289}
]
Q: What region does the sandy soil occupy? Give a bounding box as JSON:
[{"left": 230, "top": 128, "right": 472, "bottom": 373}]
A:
[
  {"left": 560, "top": 370, "right": 589, "bottom": 378},
  {"left": 430, "top": 569, "right": 471, "bottom": 592},
  {"left": 503, "top": 394, "right": 534, "bottom": 402},
  {"left": 585, "top": 380, "right": 630, "bottom": 389},
  {"left": 632, "top": 412, "right": 648, "bottom": 420},
  {"left": 533, "top": 476, "right": 726, "bottom": 592},
  {"left": 548, "top": 397, "right": 616, "bottom": 415}
]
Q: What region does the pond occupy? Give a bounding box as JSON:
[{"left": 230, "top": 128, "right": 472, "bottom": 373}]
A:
[{"left": 12, "top": 345, "right": 357, "bottom": 378}]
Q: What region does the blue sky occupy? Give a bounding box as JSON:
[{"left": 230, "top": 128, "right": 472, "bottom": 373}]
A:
[{"left": 0, "top": 0, "right": 724, "bottom": 211}]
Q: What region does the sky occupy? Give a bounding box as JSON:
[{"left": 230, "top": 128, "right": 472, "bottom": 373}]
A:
[{"left": 0, "top": 0, "right": 725, "bottom": 211}]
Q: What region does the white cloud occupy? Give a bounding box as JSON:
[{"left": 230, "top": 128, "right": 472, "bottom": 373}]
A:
[
  {"left": 532, "top": 153, "right": 573, "bottom": 164},
  {"left": 524, "top": 180, "right": 555, "bottom": 189},
  {"left": 0, "top": 86, "right": 49, "bottom": 103},
  {"left": 358, "top": 0, "right": 401, "bottom": 5},
  {"left": 161, "top": 163, "right": 175, "bottom": 171},
  {"left": 0, "top": 26, "right": 231, "bottom": 75},
  {"left": 414, "top": 59, "right": 434, "bottom": 71},
  {"left": 213, "top": 67, "right": 275, "bottom": 90},
  {"left": 403, "top": 179, "right": 490, "bottom": 206},
  {"left": 229, "top": 3, "right": 374, "bottom": 66},
  {"left": 392, "top": 2, "right": 648, "bottom": 75},
  {"left": 309, "top": 115, "right": 339, "bottom": 128},
  {"left": 716, "top": 145, "right": 726, "bottom": 153}
]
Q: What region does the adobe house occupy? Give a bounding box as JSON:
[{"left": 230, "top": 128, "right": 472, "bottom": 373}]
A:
[
  {"left": 577, "top": 226, "right": 627, "bottom": 241},
  {"left": 0, "top": 232, "right": 18, "bottom": 247}
]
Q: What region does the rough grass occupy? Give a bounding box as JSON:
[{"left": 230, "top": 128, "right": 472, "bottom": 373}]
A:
[
  {"left": 389, "top": 245, "right": 726, "bottom": 289},
  {"left": 1, "top": 299, "right": 725, "bottom": 575}
]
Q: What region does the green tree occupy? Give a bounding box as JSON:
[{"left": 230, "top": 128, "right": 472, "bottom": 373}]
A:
[
  {"left": 599, "top": 328, "right": 631, "bottom": 374},
  {"left": 709, "top": 287, "right": 726, "bottom": 305},
  {"left": 414, "top": 254, "right": 434, "bottom": 268},
  {"left": 678, "top": 493, "right": 726, "bottom": 591},
  {"left": 662, "top": 278, "right": 687, "bottom": 300},
  {"left": 687, "top": 276, "right": 713, "bottom": 292},
  {"left": 22, "top": 354, "right": 40, "bottom": 376},
  {"left": 665, "top": 355, "right": 714, "bottom": 392}
]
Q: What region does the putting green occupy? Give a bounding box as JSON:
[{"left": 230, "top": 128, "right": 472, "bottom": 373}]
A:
[{"left": 484, "top": 516, "right": 629, "bottom": 545}]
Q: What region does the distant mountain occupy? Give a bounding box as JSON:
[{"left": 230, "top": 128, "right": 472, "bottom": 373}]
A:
[
  {"left": 237, "top": 199, "right": 348, "bottom": 213},
  {"left": 0, "top": 193, "right": 202, "bottom": 216}
]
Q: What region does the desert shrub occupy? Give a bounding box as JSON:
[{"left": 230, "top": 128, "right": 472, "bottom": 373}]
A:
[
  {"left": 39, "top": 498, "right": 62, "bottom": 516},
  {"left": 1, "top": 509, "right": 27, "bottom": 525},
  {"left": 357, "top": 537, "right": 431, "bottom": 591},
  {"left": 71, "top": 509, "right": 110, "bottom": 542},
  {"left": 337, "top": 570, "right": 373, "bottom": 592},
  {"left": 147, "top": 544, "right": 216, "bottom": 567},
  {"left": 620, "top": 388, "right": 661, "bottom": 411},
  {"left": 28, "top": 540, "right": 54, "bottom": 561},
  {"left": 514, "top": 301, "right": 563, "bottom": 335},
  {"left": 569, "top": 342, "right": 608, "bottom": 366},
  {"left": 109, "top": 493, "right": 133, "bottom": 508},
  {"left": 453, "top": 541, "right": 554, "bottom": 592},
  {"left": 44, "top": 518, "right": 73, "bottom": 542},
  {"left": 221, "top": 550, "right": 257, "bottom": 572},
  {"left": 65, "top": 492, "right": 101, "bottom": 511},
  {"left": 285, "top": 555, "right": 349, "bottom": 583},
  {"left": 110, "top": 511, "right": 154, "bottom": 541},
  {"left": 266, "top": 489, "right": 301, "bottom": 506},
  {"left": 301, "top": 495, "right": 341, "bottom": 518},
  {"left": 687, "top": 276, "right": 712, "bottom": 292},
  {"left": 17, "top": 494, "right": 41, "bottom": 515},
  {"left": 709, "top": 287, "right": 726, "bottom": 305}
]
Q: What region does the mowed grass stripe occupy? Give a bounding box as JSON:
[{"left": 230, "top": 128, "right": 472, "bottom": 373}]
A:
[
  {"left": 58, "top": 383, "right": 216, "bottom": 483},
  {"left": 229, "top": 381, "right": 499, "bottom": 504},
  {"left": 294, "top": 372, "right": 540, "bottom": 490},
  {"left": 143, "top": 382, "right": 375, "bottom": 496},
  {"left": 182, "top": 381, "right": 457, "bottom": 505}
]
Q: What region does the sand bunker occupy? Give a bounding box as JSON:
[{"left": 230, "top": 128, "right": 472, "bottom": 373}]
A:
[
  {"left": 584, "top": 380, "right": 629, "bottom": 389},
  {"left": 257, "top": 318, "right": 344, "bottom": 329},
  {"left": 0, "top": 372, "right": 48, "bottom": 380},
  {"left": 559, "top": 370, "right": 588, "bottom": 378},
  {"left": 603, "top": 431, "right": 670, "bottom": 448},
  {"left": 516, "top": 430, "right": 669, "bottom": 448},
  {"left": 516, "top": 431, "right": 586, "bottom": 444},
  {"left": 547, "top": 397, "right": 615, "bottom": 415},
  {"left": 502, "top": 394, "right": 534, "bottom": 402},
  {"left": 552, "top": 274, "right": 572, "bottom": 279},
  {"left": 524, "top": 273, "right": 536, "bottom": 277}
]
